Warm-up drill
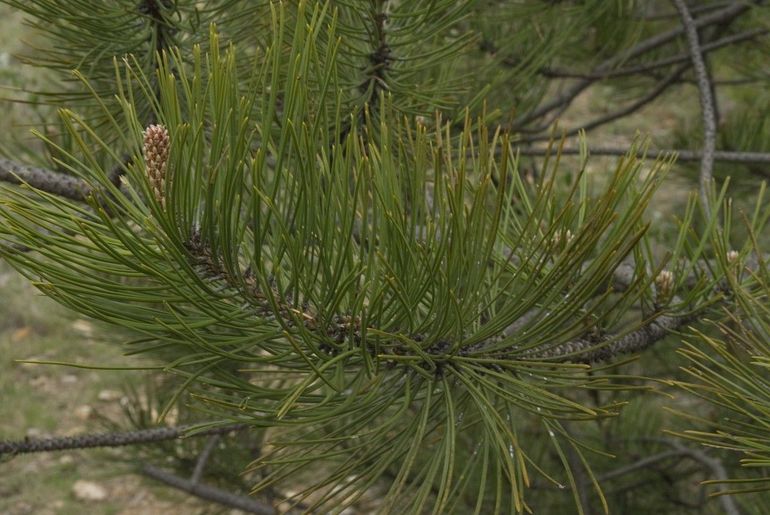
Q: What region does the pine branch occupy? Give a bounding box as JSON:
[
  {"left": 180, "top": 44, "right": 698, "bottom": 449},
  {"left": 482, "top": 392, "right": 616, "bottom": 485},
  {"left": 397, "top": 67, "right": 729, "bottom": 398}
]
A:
[
  {"left": 712, "top": 77, "right": 770, "bottom": 86},
  {"left": 3, "top": 169, "right": 757, "bottom": 370},
  {"left": 526, "top": 309, "right": 689, "bottom": 364},
  {"left": 478, "top": 249, "right": 768, "bottom": 364},
  {"left": 673, "top": 0, "right": 719, "bottom": 218},
  {"left": 1, "top": 4, "right": 766, "bottom": 513},
  {"left": 362, "top": 1, "right": 392, "bottom": 113},
  {"left": 189, "top": 230, "right": 690, "bottom": 366},
  {"left": 336, "top": 1, "right": 393, "bottom": 144},
  {"left": 138, "top": 0, "right": 178, "bottom": 126},
  {"left": 0, "top": 423, "right": 245, "bottom": 457},
  {"left": 2, "top": 421, "right": 272, "bottom": 513},
  {"left": 189, "top": 221, "right": 770, "bottom": 367},
  {"left": 139, "top": 0, "right": 176, "bottom": 56},
  {"left": 185, "top": 232, "right": 328, "bottom": 334},
  {"left": 141, "top": 419, "right": 276, "bottom": 513}
]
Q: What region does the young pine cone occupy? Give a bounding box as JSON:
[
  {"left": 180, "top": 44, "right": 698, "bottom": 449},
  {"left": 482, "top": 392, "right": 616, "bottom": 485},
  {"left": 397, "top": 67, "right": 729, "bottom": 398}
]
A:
[{"left": 142, "top": 124, "right": 169, "bottom": 207}]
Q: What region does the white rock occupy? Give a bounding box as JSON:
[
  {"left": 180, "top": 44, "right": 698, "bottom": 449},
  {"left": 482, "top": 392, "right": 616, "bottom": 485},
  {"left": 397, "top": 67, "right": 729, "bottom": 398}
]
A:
[
  {"left": 72, "top": 480, "right": 108, "bottom": 501},
  {"left": 25, "top": 427, "right": 43, "bottom": 438},
  {"left": 71, "top": 319, "right": 94, "bottom": 336},
  {"left": 97, "top": 389, "right": 122, "bottom": 402},
  {"left": 74, "top": 405, "right": 93, "bottom": 420}
]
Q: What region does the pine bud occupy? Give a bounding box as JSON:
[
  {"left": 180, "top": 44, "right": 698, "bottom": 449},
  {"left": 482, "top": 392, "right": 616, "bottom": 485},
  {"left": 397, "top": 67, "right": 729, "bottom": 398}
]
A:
[
  {"left": 551, "top": 229, "right": 574, "bottom": 253},
  {"left": 725, "top": 249, "right": 743, "bottom": 284},
  {"left": 143, "top": 124, "right": 169, "bottom": 207},
  {"left": 655, "top": 270, "right": 674, "bottom": 304}
]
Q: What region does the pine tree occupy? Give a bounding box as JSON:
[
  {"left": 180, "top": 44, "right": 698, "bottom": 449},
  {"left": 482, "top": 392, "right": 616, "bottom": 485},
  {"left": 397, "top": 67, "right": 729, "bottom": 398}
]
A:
[{"left": 0, "top": 1, "right": 769, "bottom": 514}]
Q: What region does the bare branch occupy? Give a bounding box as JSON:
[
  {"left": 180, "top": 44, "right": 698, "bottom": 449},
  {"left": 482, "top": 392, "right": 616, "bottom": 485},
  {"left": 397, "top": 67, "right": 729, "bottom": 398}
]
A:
[
  {"left": 0, "top": 423, "right": 245, "bottom": 457},
  {"left": 1, "top": 421, "right": 272, "bottom": 513},
  {"left": 0, "top": 155, "right": 130, "bottom": 204},
  {"left": 673, "top": 0, "right": 719, "bottom": 218},
  {"left": 597, "top": 442, "right": 741, "bottom": 515},
  {"left": 517, "top": 63, "right": 689, "bottom": 144},
  {"left": 142, "top": 464, "right": 276, "bottom": 515},
  {"left": 636, "top": 2, "right": 732, "bottom": 21},
  {"left": 657, "top": 439, "right": 742, "bottom": 515},
  {"left": 598, "top": 450, "right": 684, "bottom": 482},
  {"left": 0, "top": 157, "right": 90, "bottom": 201},
  {"left": 190, "top": 434, "right": 220, "bottom": 484},
  {"left": 508, "top": 1, "right": 753, "bottom": 129},
  {"left": 543, "top": 29, "right": 767, "bottom": 80},
  {"left": 515, "top": 146, "right": 770, "bottom": 164}
]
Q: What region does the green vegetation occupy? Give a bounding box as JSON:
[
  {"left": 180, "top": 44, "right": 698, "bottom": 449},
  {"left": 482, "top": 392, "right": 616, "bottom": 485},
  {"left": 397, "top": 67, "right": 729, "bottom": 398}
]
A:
[{"left": 0, "top": 2, "right": 769, "bottom": 514}]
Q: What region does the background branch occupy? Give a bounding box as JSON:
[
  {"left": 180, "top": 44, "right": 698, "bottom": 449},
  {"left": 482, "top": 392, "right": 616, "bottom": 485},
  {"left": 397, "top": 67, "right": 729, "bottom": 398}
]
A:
[
  {"left": 507, "top": 1, "right": 752, "bottom": 130},
  {"left": 543, "top": 29, "right": 767, "bottom": 80},
  {"left": 594, "top": 441, "right": 740, "bottom": 515},
  {"left": 517, "top": 63, "right": 689, "bottom": 144},
  {"left": 190, "top": 434, "right": 220, "bottom": 485},
  {"left": 515, "top": 146, "right": 770, "bottom": 164},
  {"left": 657, "top": 439, "right": 742, "bottom": 515},
  {"left": 141, "top": 464, "right": 276, "bottom": 515},
  {"left": 673, "top": 0, "right": 719, "bottom": 217}
]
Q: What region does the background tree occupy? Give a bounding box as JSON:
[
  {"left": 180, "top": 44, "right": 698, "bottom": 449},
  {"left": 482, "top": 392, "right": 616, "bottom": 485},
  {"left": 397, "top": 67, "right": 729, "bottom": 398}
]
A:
[{"left": 0, "top": 1, "right": 768, "bottom": 514}]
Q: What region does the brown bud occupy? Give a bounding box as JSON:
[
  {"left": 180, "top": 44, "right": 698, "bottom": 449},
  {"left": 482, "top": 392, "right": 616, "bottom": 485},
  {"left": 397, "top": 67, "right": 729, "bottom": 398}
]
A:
[{"left": 142, "top": 124, "right": 169, "bottom": 207}]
